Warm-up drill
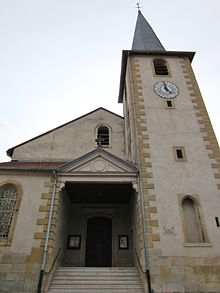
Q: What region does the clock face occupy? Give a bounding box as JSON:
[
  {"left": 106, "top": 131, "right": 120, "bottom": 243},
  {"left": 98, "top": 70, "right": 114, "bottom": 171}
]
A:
[{"left": 154, "top": 81, "right": 179, "bottom": 99}]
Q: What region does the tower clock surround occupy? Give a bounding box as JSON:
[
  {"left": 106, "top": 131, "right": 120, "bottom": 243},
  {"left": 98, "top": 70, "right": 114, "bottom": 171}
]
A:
[{"left": 154, "top": 80, "right": 179, "bottom": 99}]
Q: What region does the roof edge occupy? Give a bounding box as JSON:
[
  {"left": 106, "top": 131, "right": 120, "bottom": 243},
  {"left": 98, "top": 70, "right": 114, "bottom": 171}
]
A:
[
  {"left": 0, "top": 161, "right": 66, "bottom": 172},
  {"left": 0, "top": 167, "right": 56, "bottom": 172}
]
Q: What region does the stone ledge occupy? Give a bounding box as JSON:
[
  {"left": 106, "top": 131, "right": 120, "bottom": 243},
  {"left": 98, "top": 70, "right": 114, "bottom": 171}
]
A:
[{"left": 184, "top": 242, "right": 213, "bottom": 247}]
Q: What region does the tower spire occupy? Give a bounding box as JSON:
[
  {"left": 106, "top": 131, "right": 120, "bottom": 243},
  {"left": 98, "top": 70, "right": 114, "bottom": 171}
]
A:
[{"left": 132, "top": 10, "right": 165, "bottom": 51}]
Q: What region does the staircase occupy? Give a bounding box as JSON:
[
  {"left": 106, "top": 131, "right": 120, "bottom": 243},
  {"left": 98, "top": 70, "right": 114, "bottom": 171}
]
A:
[{"left": 47, "top": 266, "right": 144, "bottom": 293}]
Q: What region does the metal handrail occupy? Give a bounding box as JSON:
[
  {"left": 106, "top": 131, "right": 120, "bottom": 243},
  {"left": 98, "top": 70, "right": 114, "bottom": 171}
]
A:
[
  {"left": 135, "top": 248, "right": 153, "bottom": 292},
  {"left": 135, "top": 248, "right": 145, "bottom": 274},
  {"left": 45, "top": 248, "right": 61, "bottom": 275}
]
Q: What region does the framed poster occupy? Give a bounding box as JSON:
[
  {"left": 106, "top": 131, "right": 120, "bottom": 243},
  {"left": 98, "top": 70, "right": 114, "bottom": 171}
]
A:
[
  {"left": 67, "top": 235, "right": 81, "bottom": 249},
  {"left": 119, "top": 235, "right": 129, "bottom": 249}
]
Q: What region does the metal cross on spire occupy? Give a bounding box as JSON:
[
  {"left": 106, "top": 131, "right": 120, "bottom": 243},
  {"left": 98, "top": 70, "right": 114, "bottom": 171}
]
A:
[{"left": 136, "top": 2, "right": 142, "bottom": 10}]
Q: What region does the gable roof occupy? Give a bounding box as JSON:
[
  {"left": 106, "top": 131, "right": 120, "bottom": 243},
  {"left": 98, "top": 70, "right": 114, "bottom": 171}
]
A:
[
  {"left": 59, "top": 147, "right": 137, "bottom": 174},
  {"left": 7, "top": 107, "right": 123, "bottom": 158}
]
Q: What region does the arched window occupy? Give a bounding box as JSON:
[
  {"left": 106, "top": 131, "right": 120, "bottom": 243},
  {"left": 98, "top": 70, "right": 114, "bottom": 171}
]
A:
[
  {"left": 181, "top": 197, "right": 205, "bottom": 243},
  {"left": 0, "top": 184, "right": 20, "bottom": 243},
  {"left": 96, "top": 126, "right": 109, "bottom": 146},
  {"left": 153, "top": 59, "right": 169, "bottom": 75}
]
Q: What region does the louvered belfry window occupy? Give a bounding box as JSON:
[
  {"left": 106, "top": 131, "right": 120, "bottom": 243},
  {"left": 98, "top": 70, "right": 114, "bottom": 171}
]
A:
[
  {"left": 0, "top": 185, "right": 18, "bottom": 239},
  {"left": 153, "top": 59, "right": 169, "bottom": 75}
]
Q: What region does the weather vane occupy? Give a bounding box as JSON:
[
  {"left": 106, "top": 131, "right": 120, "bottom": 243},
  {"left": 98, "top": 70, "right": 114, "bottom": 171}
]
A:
[{"left": 136, "top": 2, "right": 142, "bottom": 10}]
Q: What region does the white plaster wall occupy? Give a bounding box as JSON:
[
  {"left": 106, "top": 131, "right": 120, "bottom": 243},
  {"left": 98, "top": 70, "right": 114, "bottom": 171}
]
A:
[
  {"left": 0, "top": 174, "right": 49, "bottom": 255},
  {"left": 12, "top": 109, "right": 125, "bottom": 161},
  {"left": 137, "top": 56, "right": 220, "bottom": 256}
]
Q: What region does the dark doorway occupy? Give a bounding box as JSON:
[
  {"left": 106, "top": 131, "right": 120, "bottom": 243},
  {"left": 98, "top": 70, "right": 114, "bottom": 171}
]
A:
[{"left": 85, "top": 217, "right": 112, "bottom": 267}]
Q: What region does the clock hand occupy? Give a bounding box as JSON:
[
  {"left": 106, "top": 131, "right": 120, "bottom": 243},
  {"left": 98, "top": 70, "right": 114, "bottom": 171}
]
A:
[{"left": 163, "top": 81, "right": 171, "bottom": 93}]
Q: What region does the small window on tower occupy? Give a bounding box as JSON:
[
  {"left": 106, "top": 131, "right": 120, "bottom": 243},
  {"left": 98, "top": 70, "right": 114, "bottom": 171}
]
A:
[
  {"left": 164, "top": 100, "right": 175, "bottom": 109},
  {"left": 176, "top": 149, "right": 183, "bottom": 159},
  {"left": 167, "top": 100, "right": 172, "bottom": 107},
  {"left": 153, "top": 59, "right": 169, "bottom": 75},
  {"left": 96, "top": 126, "right": 109, "bottom": 147},
  {"left": 173, "top": 146, "right": 187, "bottom": 162},
  {"left": 215, "top": 217, "right": 220, "bottom": 227}
]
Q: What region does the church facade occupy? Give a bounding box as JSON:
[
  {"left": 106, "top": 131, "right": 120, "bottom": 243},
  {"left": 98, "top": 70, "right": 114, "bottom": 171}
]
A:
[{"left": 0, "top": 10, "right": 220, "bottom": 293}]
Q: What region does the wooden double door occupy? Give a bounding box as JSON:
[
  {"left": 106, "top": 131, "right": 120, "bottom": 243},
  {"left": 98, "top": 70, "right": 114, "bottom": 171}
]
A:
[{"left": 85, "top": 217, "right": 112, "bottom": 267}]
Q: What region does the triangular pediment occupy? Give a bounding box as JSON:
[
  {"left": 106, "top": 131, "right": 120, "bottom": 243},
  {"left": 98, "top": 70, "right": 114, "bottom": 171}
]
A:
[{"left": 59, "top": 148, "right": 137, "bottom": 175}]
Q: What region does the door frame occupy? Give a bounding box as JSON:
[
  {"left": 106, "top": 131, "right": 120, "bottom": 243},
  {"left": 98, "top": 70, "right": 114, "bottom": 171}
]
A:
[
  {"left": 85, "top": 216, "right": 112, "bottom": 267},
  {"left": 81, "top": 208, "right": 116, "bottom": 267}
]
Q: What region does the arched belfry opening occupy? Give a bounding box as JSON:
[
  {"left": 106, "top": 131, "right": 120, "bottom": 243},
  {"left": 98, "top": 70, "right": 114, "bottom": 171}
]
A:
[{"left": 96, "top": 126, "right": 109, "bottom": 146}]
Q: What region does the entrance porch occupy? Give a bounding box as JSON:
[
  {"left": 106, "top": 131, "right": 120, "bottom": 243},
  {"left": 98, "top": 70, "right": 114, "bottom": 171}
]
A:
[{"left": 56, "top": 182, "right": 135, "bottom": 267}]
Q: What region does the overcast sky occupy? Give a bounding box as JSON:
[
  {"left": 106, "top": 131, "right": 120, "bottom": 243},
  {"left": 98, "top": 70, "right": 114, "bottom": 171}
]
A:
[{"left": 0, "top": 0, "right": 219, "bottom": 161}]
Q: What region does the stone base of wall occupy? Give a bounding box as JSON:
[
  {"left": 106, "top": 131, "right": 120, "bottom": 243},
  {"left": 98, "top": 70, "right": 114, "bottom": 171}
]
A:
[
  {"left": 0, "top": 291, "right": 34, "bottom": 293},
  {"left": 0, "top": 248, "right": 42, "bottom": 293},
  {"left": 149, "top": 256, "right": 220, "bottom": 293},
  {"left": 1, "top": 250, "right": 220, "bottom": 293}
]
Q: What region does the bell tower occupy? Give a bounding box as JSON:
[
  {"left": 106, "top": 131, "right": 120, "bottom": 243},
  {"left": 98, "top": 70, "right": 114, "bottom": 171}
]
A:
[{"left": 119, "top": 10, "right": 220, "bottom": 293}]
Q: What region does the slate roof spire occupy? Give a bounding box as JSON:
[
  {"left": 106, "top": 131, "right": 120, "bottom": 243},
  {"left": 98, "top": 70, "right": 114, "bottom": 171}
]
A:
[{"left": 132, "top": 10, "right": 165, "bottom": 51}]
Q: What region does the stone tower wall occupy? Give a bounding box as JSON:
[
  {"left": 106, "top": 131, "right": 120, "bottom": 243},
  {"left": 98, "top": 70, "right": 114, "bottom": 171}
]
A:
[{"left": 124, "top": 54, "right": 220, "bottom": 292}]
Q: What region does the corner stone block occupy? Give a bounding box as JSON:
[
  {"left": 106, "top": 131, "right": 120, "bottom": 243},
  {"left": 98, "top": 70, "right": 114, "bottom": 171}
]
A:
[
  {"left": 37, "top": 218, "right": 48, "bottom": 226},
  {"left": 28, "top": 247, "right": 43, "bottom": 264},
  {"left": 160, "top": 267, "right": 172, "bottom": 282},
  {"left": 1, "top": 255, "right": 12, "bottom": 264},
  {"left": 0, "top": 264, "right": 12, "bottom": 273},
  {"left": 44, "top": 182, "right": 53, "bottom": 188},
  {"left": 6, "top": 272, "right": 25, "bottom": 281},
  {"left": 151, "top": 234, "right": 160, "bottom": 241},
  {"left": 147, "top": 219, "right": 159, "bottom": 227},
  {"left": 11, "top": 254, "right": 27, "bottom": 264},
  {"left": 39, "top": 205, "right": 50, "bottom": 212},
  {"left": 0, "top": 272, "right": 7, "bottom": 280},
  {"left": 34, "top": 232, "right": 46, "bottom": 240},
  {"left": 12, "top": 263, "right": 27, "bottom": 273},
  {"left": 200, "top": 283, "right": 220, "bottom": 292},
  {"left": 0, "top": 280, "right": 24, "bottom": 291}
]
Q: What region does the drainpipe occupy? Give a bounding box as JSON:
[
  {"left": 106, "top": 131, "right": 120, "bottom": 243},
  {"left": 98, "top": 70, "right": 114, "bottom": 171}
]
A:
[
  {"left": 128, "top": 53, "right": 152, "bottom": 293},
  {"left": 37, "top": 170, "right": 58, "bottom": 293}
]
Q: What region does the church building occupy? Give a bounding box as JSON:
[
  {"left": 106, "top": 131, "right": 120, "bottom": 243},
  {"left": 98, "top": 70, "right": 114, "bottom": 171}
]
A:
[{"left": 0, "top": 10, "right": 220, "bottom": 293}]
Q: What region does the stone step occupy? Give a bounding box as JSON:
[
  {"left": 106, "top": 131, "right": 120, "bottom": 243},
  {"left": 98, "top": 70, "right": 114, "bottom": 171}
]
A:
[
  {"left": 53, "top": 273, "right": 140, "bottom": 283},
  {"left": 56, "top": 270, "right": 138, "bottom": 274},
  {"left": 50, "top": 284, "right": 142, "bottom": 288},
  {"left": 56, "top": 267, "right": 138, "bottom": 271},
  {"left": 55, "top": 271, "right": 139, "bottom": 277},
  {"left": 47, "top": 267, "right": 143, "bottom": 293},
  {"left": 56, "top": 270, "right": 138, "bottom": 276},
  {"left": 47, "top": 288, "right": 143, "bottom": 293},
  {"left": 53, "top": 277, "right": 139, "bottom": 282},
  {"left": 51, "top": 281, "right": 141, "bottom": 286}
]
